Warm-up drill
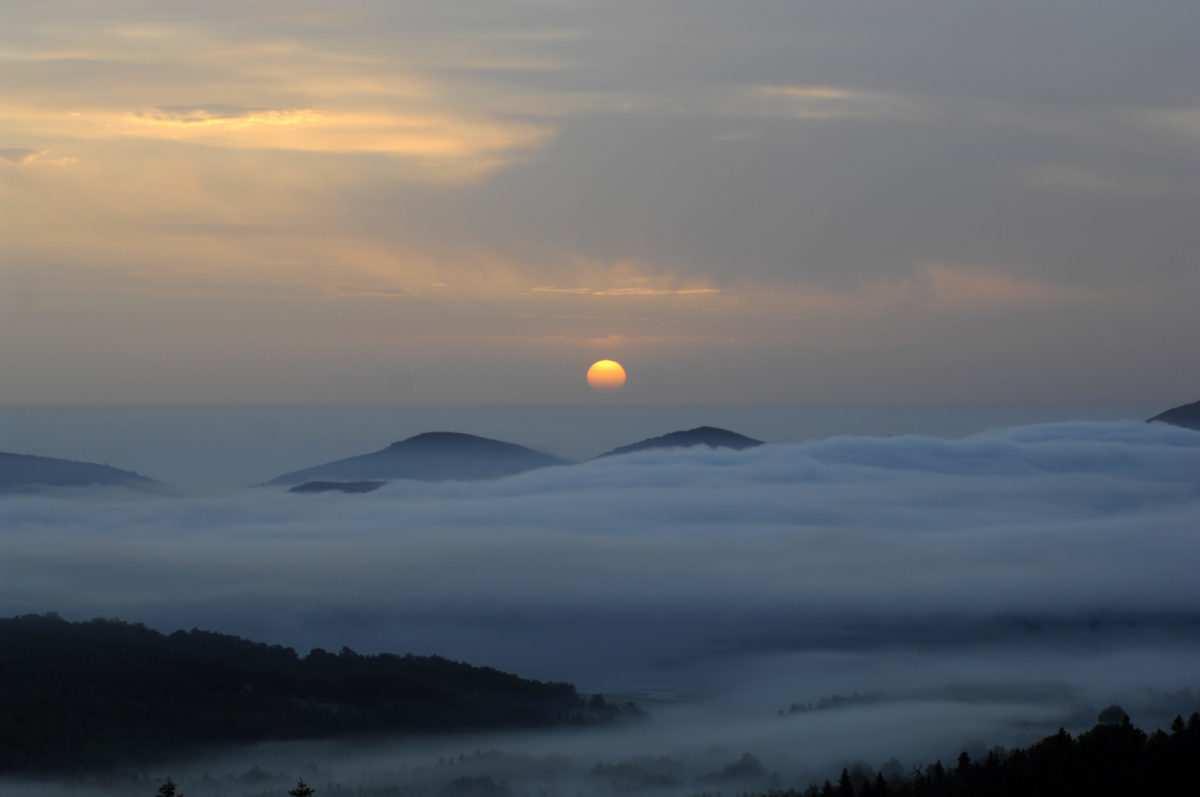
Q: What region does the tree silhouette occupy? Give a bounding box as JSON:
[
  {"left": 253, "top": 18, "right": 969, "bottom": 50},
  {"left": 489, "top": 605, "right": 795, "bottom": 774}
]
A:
[
  {"left": 288, "top": 778, "right": 315, "bottom": 797},
  {"left": 156, "top": 778, "right": 182, "bottom": 797},
  {"left": 836, "top": 768, "right": 854, "bottom": 797}
]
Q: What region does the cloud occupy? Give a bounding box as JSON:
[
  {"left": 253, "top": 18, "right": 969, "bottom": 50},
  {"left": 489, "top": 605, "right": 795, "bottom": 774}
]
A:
[
  {"left": 0, "top": 148, "right": 40, "bottom": 164},
  {"left": 914, "top": 263, "right": 1113, "bottom": 308},
  {"left": 750, "top": 85, "right": 916, "bottom": 120},
  {"left": 532, "top": 286, "right": 719, "bottom": 296},
  {"left": 0, "top": 15, "right": 559, "bottom": 182},
  {"left": 0, "top": 148, "right": 75, "bottom": 167},
  {"left": 326, "top": 283, "right": 417, "bottom": 299},
  {"left": 523, "top": 257, "right": 722, "bottom": 298},
  {"left": 3, "top": 1, "right": 1200, "bottom": 405},
  {"left": 746, "top": 263, "right": 1116, "bottom": 322},
  {"left": 3, "top": 420, "right": 1199, "bottom": 673},
  {"left": 4, "top": 419, "right": 1200, "bottom": 789},
  {"left": 1017, "top": 163, "right": 1176, "bottom": 197},
  {"left": 118, "top": 105, "right": 552, "bottom": 164}
]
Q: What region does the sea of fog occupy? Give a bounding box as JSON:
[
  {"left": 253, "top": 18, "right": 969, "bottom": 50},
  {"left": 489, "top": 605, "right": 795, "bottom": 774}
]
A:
[{"left": 1, "top": 408, "right": 1199, "bottom": 795}]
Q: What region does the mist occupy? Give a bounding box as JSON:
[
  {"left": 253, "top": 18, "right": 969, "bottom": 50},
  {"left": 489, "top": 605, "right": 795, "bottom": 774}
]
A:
[{"left": 2, "top": 419, "right": 1199, "bottom": 794}]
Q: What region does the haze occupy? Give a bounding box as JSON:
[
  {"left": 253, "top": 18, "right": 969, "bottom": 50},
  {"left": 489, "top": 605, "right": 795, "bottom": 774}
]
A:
[{"left": 3, "top": 419, "right": 1200, "bottom": 794}]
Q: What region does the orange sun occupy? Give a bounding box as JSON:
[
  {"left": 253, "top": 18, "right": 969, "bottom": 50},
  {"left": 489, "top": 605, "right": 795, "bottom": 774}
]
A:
[{"left": 587, "top": 359, "right": 627, "bottom": 391}]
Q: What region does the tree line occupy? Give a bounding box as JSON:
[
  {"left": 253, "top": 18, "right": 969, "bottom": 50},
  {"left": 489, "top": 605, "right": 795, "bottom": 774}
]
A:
[
  {"left": 0, "top": 613, "right": 633, "bottom": 774},
  {"left": 768, "top": 711, "right": 1200, "bottom": 797}
]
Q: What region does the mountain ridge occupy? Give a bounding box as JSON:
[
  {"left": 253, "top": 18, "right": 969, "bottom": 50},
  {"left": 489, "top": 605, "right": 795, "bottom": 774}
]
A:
[
  {"left": 1148, "top": 398, "right": 1200, "bottom": 431},
  {"left": 0, "top": 451, "right": 158, "bottom": 492},
  {"left": 6, "top": 426, "right": 769, "bottom": 493},
  {"left": 597, "top": 425, "right": 764, "bottom": 458},
  {"left": 0, "top": 613, "right": 629, "bottom": 773},
  {"left": 264, "top": 431, "right": 572, "bottom": 486}
]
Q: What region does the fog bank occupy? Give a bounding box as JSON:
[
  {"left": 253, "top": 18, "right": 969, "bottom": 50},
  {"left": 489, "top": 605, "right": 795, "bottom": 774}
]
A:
[{"left": 2, "top": 420, "right": 1199, "bottom": 793}]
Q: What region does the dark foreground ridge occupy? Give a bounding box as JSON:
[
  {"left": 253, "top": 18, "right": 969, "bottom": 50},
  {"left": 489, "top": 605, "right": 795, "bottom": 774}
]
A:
[
  {"left": 265, "top": 431, "right": 572, "bottom": 486},
  {"left": 763, "top": 711, "right": 1200, "bottom": 797},
  {"left": 1148, "top": 398, "right": 1200, "bottom": 431},
  {"left": 0, "top": 451, "right": 158, "bottom": 492},
  {"left": 598, "top": 425, "right": 764, "bottom": 458},
  {"left": 0, "top": 613, "right": 633, "bottom": 774}
]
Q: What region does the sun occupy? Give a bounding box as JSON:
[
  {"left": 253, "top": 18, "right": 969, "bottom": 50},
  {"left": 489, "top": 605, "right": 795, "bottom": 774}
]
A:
[{"left": 587, "top": 359, "right": 627, "bottom": 391}]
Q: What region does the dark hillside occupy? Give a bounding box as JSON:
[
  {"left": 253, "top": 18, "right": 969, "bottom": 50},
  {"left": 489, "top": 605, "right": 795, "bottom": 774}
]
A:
[
  {"left": 0, "top": 451, "right": 157, "bottom": 492},
  {"left": 0, "top": 614, "right": 623, "bottom": 773},
  {"left": 265, "top": 432, "right": 571, "bottom": 486},
  {"left": 765, "top": 712, "right": 1200, "bottom": 797},
  {"left": 598, "top": 426, "right": 764, "bottom": 458},
  {"left": 1148, "top": 398, "right": 1200, "bottom": 431},
  {"left": 288, "top": 480, "right": 386, "bottom": 494}
]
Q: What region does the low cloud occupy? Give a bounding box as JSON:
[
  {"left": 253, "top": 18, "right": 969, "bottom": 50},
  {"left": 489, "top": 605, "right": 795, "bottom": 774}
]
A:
[
  {"left": 3, "top": 420, "right": 1199, "bottom": 791},
  {"left": 2, "top": 420, "right": 1198, "bottom": 678}
]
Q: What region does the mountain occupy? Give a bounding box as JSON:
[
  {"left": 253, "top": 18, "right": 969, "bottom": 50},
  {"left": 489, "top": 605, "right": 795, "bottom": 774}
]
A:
[
  {"left": 288, "top": 480, "right": 386, "bottom": 494},
  {"left": 598, "top": 426, "right": 764, "bottom": 458},
  {"left": 1148, "top": 399, "right": 1200, "bottom": 431},
  {"left": 0, "top": 613, "right": 631, "bottom": 773},
  {"left": 265, "top": 431, "right": 571, "bottom": 486},
  {"left": 0, "top": 451, "right": 157, "bottom": 493}
]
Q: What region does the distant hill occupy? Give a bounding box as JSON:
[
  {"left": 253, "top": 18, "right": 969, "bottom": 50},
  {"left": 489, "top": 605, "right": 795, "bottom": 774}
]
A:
[
  {"left": 0, "top": 613, "right": 632, "bottom": 773},
  {"left": 288, "top": 480, "right": 386, "bottom": 494},
  {"left": 598, "top": 426, "right": 764, "bottom": 458},
  {"left": 0, "top": 451, "right": 157, "bottom": 493},
  {"left": 1148, "top": 399, "right": 1200, "bottom": 431},
  {"left": 265, "top": 432, "right": 571, "bottom": 486}
]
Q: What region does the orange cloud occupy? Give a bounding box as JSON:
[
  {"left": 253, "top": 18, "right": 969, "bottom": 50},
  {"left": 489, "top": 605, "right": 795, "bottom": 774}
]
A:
[
  {"left": 0, "top": 148, "right": 76, "bottom": 167},
  {"left": 117, "top": 106, "right": 551, "bottom": 160},
  {"left": 532, "top": 286, "right": 719, "bottom": 296},
  {"left": 750, "top": 85, "right": 915, "bottom": 120},
  {"left": 529, "top": 258, "right": 720, "bottom": 298}
]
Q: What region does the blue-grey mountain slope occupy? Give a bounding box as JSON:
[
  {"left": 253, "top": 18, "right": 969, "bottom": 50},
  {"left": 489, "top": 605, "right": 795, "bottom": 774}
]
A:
[
  {"left": 598, "top": 426, "right": 764, "bottom": 458},
  {"left": 288, "top": 480, "right": 386, "bottom": 494},
  {"left": 1148, "top": 399, "right": 1200, "bottom": 431},
  {"left": 265, "top": 431, "right": 571, "bottom": 486},
  {"left": 0, "top": 452, "right": 157, "bottom": 492}
]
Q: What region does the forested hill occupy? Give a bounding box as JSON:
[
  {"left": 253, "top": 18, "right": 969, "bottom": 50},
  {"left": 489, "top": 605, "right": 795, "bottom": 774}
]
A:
[
  {"left": 264, "top": 432, "right": 571, "bottom": 486},
  {"left": 0, "top": 614, "right": 628, "bottom": 774},
  {"left": 0, "top": 451, "right": 157, "bottom": 492},
  {"left": 1148, "top": 398, "right": 1200, "bottom": 431},
  {"left": 768, "top": 712, "right": 1200, "bottom": 797},
  {"left": 598, "top": 426, "right": 764, "bottom": 458}
]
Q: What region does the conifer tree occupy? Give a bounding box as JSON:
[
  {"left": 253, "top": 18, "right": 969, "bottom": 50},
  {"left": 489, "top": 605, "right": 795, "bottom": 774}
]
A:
[
  {"left": 156, "top": 778, "right": 182, "bottom": 797},
  {"left": 288, "top": 778, "right": 315, "bottom": 797},
  {"left": 836, "top": 768, "right": 854, "bottom": 796}
]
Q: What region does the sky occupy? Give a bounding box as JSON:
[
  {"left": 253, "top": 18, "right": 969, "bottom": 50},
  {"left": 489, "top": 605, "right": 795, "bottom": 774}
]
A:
[{"left": 3, "top": 1, "right": 1199, "bottom": 407}]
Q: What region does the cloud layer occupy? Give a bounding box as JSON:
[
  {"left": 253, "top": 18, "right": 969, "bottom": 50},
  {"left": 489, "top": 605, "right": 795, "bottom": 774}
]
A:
[
  {"left": 3, "top": 420, "right": 1198, "bottom": 682},
  {"left": 3, "top": 419, "right": 1200, "bottom": 790}
]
